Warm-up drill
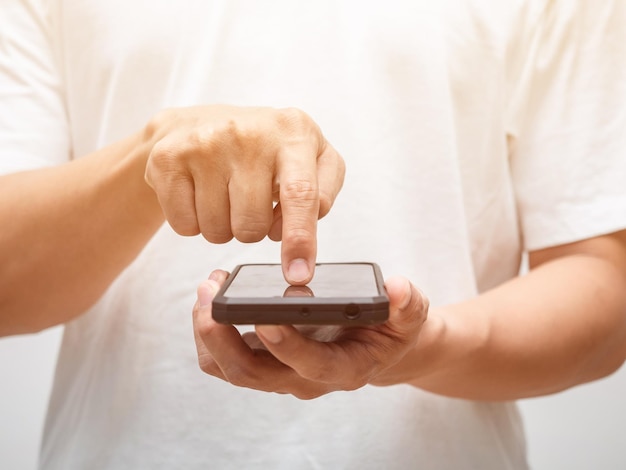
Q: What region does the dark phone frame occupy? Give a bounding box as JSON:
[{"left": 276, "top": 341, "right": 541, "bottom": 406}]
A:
[{"left": 212, "top": 262, "right": 389, "bottom": 325}]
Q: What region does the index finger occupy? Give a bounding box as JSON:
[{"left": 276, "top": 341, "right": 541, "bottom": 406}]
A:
[{"left": 277, "top": 144, "right": 320, "bottom": 285}]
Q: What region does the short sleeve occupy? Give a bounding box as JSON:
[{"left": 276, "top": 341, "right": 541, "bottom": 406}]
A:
[
  {"left": 0, "top": 0, "right": 71, "bottom": 175},
  {"left": 507, "top": 0, "right": 626, "bottom": 251}
]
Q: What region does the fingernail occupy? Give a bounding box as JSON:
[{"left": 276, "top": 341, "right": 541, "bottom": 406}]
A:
[
  {"left": 287, "top": 258, "right": 310, "bottom": 283},
  {"left": 198, "top": 280, "right": 219, "bottom": 308},
  {"left": 398, "top": 279, "right": 413, "bottom": 310},
  {"left": 256, "top": 325, "right": 283, "bottom": 344},
  {"left": 208, "top": 271, "right": 222, "bottom": 282}
]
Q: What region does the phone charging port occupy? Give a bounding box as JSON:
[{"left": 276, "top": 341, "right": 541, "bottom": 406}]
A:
[{"left": 344, "top": 303, "right": 361, "bottom": 320}]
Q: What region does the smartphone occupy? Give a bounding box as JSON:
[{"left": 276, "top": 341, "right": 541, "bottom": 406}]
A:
[{"left": 212, "top": 262, "right": 389, "bottom": 325}]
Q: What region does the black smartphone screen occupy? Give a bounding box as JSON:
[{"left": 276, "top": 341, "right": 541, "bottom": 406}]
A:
[{"left": 212, "top": 262, "right": 389, "bottom": 325}]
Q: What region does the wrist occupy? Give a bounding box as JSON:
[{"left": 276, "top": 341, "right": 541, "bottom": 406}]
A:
[
  {"left": 403, "top": 304, "right": 490, "bottom": 396},
  {"left": 110, "top": 130, "right": 165, "bottom": 227}
]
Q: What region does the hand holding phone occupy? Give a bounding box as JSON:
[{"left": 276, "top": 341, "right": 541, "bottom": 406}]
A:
[
  {"left": 194, "top": 272, "right": 428, "bottom": 399},
  {"left": 212, "top": 262, "right": 389, "bottom": 325}
]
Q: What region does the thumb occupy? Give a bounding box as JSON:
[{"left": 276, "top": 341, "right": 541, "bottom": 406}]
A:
[
  {"left": 384, "top": 276, "right": 429, "bottom": 328},
  {"left": 197, "top": 279, "right": 220, "bottom": 309},
  {"left": 195, "top": 269, "right": 230, "bottom": 314}
]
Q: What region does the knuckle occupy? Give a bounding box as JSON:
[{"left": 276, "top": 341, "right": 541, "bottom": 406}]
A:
[
  {"left": 281, "top": 226, "right": 315, "bottom": 248},
  {"left": 148, "top": 139, "right": 179, "bottom": 174},
  {"left": 231, "top": 216, "right": 271, "bottom": 243},
  {"left": 298, "top": 361, "right": 368, "bottom": 392},
  {"left": 196, "top": 317, "right": 216, "bottom": 340},
  {"left": 189, "top": 127, "right": 228, "bottom": 165},
  {"left": 168, "top": 213, "right": 200, "bottom": 237},
  {"left": 201, "top": 229, "right": 234, "bottom": 244},
  {"left": 223, "top": 364, "right": 256, "bottom": 388},
  {"left": 300, "top": 361, "right": 336, "bottom": 383},
  {"left": 275, "top": 107, "right": 313, "bottom": 133},
  {"left": 232, "top": 226, "right": 267, "bottom": 243},
  {"left": 293, "top": 389, "right": 324, "bottom": 401},
  {"left": 282, "top": 179, "right": 319, "bottom": 203},
  {"left": 214, "top": 118, "right": 241, "bottom": 144},
  {"left": 212, "top": 118, "right": 258, "bottom": 157},
  {"left": 198, "top": 355, "right": 218, "bottom": 375}
]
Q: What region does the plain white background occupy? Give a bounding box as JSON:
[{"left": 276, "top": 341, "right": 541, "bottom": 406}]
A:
[{"left": 1, "top": 326, "right": 625, "bottom": 469}]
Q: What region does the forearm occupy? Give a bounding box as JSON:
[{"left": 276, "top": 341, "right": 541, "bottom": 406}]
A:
[
  {"left": 0, "top": 104, "right": 344, "bottom": 336},
  {"left": 0, "top": 132, "right": 164, "bottom": 336},
  {"left": 399, "top": 248, "right": 626, "bottom": 400}
]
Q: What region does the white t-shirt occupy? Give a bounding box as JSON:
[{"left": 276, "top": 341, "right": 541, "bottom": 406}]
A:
[{"left": 2, "top": 1, "right": 626, "bottom": 469}]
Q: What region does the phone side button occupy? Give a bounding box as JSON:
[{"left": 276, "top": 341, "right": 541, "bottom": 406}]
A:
[{"left": 344, "top": 304, "right": 361, "bottom": 321}]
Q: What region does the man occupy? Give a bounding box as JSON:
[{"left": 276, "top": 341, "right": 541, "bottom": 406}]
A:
[{"left": 1, "top": 1, "right": 625, "bottom": 468}]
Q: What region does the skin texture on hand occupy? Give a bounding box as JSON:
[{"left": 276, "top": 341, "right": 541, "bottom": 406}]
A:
[
  {"left": 193, "top": 231, "right": 626, "bottom": 401},
  {"left": 0, "top": 105, "right": 344, "bottom": 334},
  {"left": 144, "top": 105, "right": 345, "bottom": 285},
  {"left": 192, "top": 270, "right": 429, "bottom": 400}
]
